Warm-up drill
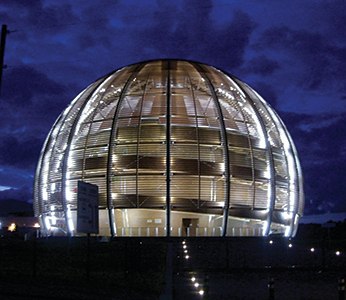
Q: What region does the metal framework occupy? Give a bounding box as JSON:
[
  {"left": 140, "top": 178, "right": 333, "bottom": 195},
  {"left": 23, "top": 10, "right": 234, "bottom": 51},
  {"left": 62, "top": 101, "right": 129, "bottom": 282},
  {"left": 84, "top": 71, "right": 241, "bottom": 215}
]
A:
[{"left": 33, "top": 60, "right": 304, "bottom": 237}]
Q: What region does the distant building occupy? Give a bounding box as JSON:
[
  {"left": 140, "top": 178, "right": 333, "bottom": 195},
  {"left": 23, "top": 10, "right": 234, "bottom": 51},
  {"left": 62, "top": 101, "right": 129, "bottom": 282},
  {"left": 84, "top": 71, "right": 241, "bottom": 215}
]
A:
[{"left": 33, "top": 60, "right": 304, "bottom": 237}]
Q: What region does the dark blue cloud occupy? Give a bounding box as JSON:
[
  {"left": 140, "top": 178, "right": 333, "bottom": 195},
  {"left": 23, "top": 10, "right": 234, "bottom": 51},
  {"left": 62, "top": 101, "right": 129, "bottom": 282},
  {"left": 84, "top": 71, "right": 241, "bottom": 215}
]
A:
[
  {"left": 0, "top": 0, "right": 345, "bottom": 217},
  {"left": 251, "top": 81, "right": 278, "bottom": 108},
  {"left": 0, "top": 66, "right": 73, "bottom": 185},
  {"left": 257, "top": 25, "right": 346, "bottom": 91},
  {"left": 0, "top": 133, "right": 41, "bottom": 170},
  {"left": 127, "top": 6, "right": 256, "bottom": 69},
  {"left": 1, "top": 0, "right": 75, "bottom": 34},
  {"left": 279, "top": 111, "right": 346, "bottom": 214},
  {"left": 2, "top": 65, "right": 66, "bottom": 106},
  {"left": 0, "top": 185, "right": 32, "bottom": 202},
  {"left": 0, "top": 167, "right": 33, "bottom": 189},
  {"left": 0, "top": 65, "right": 71, "bottom": 135},
  {"left": 304, "top": 159, "right": 346, "bottom": 214},
  {"left": 245, "top": 55, "right": 280, "bottom": 76}
]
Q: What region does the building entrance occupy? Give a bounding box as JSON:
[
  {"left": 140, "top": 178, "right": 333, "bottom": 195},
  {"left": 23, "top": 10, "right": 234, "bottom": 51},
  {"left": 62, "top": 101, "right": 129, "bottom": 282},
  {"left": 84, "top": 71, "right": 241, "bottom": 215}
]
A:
[{"left": 182, "top": 218, "right": 199, "bottom": 236}]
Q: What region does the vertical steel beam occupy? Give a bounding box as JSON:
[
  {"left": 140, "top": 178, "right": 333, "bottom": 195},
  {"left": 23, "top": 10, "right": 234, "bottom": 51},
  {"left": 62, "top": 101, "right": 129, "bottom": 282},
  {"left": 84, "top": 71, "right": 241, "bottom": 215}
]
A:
[
  {"left": 166, "top": 60, "right": 171, "bottom": 237},
  {"left": 106, "top": 63, "right": 144, "bottom": 237},
  {"left": 135, "top": 71, "right": 152, "bottom": 209},
  {"left": 193, "top": 63, "right": 231, "bottom": 237},
  {"left": 272, "top": 108, "right": 303, "bottom": 236},
  {"left": 61, "top": 84, "right": 103, "bottom": 236},
  {"left": 0, "top": 24, "right": 9, "bottom": 98},
  {"left": 184, "top": 64, "right": 202, "bottom": 209},
  {"left": 34, "top": 114, "right": 63, "bottom": 233},
  {"left": 231, "top": 78, "right": 276, "bottom": 236}
]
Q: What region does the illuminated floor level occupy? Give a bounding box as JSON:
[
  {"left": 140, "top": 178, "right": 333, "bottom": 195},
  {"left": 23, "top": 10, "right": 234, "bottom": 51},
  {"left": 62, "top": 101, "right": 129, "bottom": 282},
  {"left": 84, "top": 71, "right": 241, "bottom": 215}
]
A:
[{"left": 42, "top": 209, "right": 290, "bottom": 237}]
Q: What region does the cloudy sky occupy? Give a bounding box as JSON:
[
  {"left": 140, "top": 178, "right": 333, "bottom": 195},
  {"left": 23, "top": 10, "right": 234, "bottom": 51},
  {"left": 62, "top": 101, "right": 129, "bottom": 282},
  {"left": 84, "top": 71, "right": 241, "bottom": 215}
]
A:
[{"left": 0, "top": 0, "right": 345, "bottom": 216}]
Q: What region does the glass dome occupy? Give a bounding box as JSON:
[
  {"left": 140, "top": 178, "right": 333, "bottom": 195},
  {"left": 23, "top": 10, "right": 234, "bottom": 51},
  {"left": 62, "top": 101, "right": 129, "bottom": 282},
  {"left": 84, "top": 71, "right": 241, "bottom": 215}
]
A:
[{"left": 33, "top": 59, "right": 304, "bottom": 237}]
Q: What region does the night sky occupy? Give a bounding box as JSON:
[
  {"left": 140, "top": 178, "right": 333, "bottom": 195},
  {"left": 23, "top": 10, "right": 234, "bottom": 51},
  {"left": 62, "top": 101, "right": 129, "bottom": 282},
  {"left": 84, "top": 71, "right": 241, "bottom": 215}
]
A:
[{"left": 0, "top": 0, "right": 345, "bottom": 218}]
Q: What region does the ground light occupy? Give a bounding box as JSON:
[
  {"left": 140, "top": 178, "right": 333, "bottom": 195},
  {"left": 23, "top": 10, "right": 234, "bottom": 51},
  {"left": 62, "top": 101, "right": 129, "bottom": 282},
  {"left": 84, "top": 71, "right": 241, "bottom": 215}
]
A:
[
  {"left": 8, "top": 223, "right": 16, "bottom": 232},
  {"left": 177, "top": 239, "right": 343, "bottom": 298},
  {"left": 180, "top": 240, "right": 208, "bottom": 298}
]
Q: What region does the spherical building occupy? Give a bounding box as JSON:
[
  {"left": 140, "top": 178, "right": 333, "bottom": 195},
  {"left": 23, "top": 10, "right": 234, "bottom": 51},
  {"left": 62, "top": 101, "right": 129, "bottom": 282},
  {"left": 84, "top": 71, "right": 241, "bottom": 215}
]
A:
[{"left": 34, "top": 60, "right": 304, "bottom": 237}]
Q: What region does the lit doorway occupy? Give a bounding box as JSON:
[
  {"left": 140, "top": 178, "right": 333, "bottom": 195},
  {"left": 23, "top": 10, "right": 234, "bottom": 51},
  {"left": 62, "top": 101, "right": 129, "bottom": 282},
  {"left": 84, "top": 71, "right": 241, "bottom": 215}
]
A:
[{"left": 182, "top": 218, "right": 199, "bottom": 236}]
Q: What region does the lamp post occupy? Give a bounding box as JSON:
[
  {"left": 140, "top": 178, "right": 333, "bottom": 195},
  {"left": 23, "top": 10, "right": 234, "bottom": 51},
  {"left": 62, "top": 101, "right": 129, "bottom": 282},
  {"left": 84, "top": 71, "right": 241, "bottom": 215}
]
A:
[{"left": 0, "top": 24, "right": 9, "bottom": 98}]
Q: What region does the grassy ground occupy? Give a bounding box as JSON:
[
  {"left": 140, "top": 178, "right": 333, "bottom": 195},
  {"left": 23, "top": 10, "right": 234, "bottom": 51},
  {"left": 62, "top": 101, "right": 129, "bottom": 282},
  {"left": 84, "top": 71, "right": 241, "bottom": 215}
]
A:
[
  {"left": 0, "top": 236, "right": 345, "bottom": 299},
  {"left": 0, "top": 237, "right": 166, "bottom": 299},
  {"left": 173, "top": 268, "right": 345, "bottom": 300}
]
